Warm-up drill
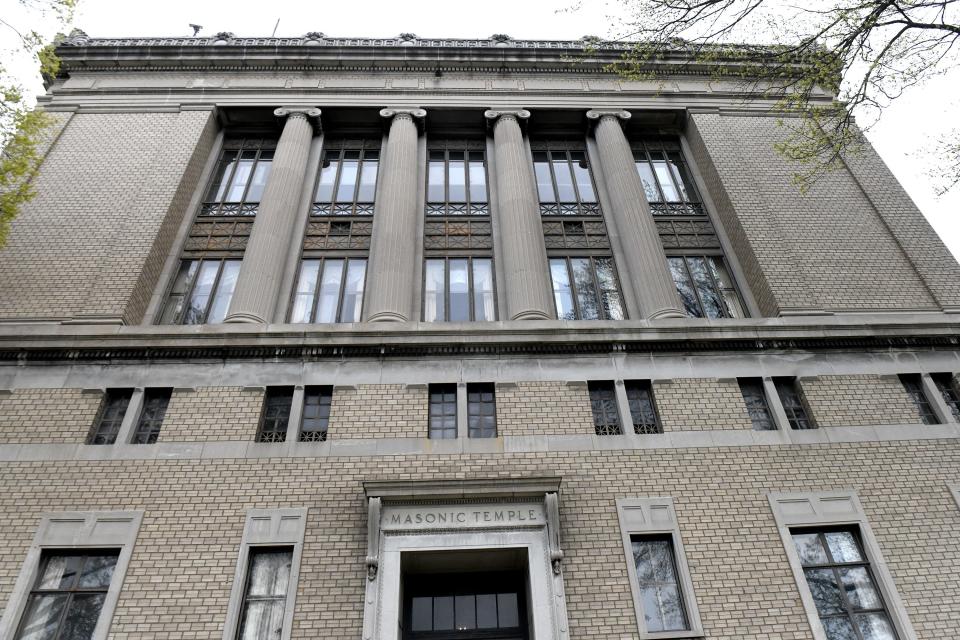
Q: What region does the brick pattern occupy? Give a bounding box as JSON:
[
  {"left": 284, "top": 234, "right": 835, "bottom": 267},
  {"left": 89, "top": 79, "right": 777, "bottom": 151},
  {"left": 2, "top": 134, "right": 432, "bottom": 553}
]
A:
[
  {"left": 0, "top": 110, "right": 215, "bottom": 323},
  {"left": 688, "top": 113, "right": 940, "bottom": 315},
  {"left": 0, "top": 442, "right": 959, "bottom": 639},
  {"left": 158, "top": 387, "right": 263, "bottom": 442},
  {"left": 653, "top": 378, "right": 753, "bottom": 431},
  {"left": 799, "top": 374, "right": 921, "bottom": 427},
  {"left": 327, "top": 384, "right": 428, "bottom": 439},
  {"left": 495, "top": 381, "right": 594, "bottom": 436},
  {"left": 0, "top": 389, "right": 102, "bottom": 444}
]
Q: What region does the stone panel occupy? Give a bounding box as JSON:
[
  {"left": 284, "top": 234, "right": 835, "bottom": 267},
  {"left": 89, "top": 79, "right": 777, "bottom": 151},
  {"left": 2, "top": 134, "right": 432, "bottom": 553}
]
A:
[
  {"left": 328, "top": 384, "right": 428, "bottom": 439},
  {"left": 653, "top": 378, "right": 753, "bottom": 431},
  {"left": 799, "top": 374, "right": 921, "bottom": 427},
  {"left": 495, "top": 381, "right": 594, "bottom": 436},
  {"left": 158, "top": 387, "right": 263, "bottom": 442},
  {"left": 0, "top": 389, "right": 101, "bottom": 444}
]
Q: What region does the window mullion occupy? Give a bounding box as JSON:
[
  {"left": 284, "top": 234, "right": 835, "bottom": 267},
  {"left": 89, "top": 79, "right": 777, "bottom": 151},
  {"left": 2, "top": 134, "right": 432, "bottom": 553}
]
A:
[
  {"left": 237, "top": 152, "right": 258, "bottom": 207},
  {"left": 589, "top": 257, "right": 603, "bottom": 320},
  {"left": 331, "top": 148, "right": 345, "bottom": 206},
  {"left": 309, "top": 258, "right": 324, "bottom": 323},
  {"left": 684, "top": 257, "right": 707, "bottom": 318},
  {"left": 203, "top": 260, "right": 226, "bottom": 323},
  {"left": 547, "top": 151, "right": 560, "bottom": 203},
  {"left": 467, "top": 258, "right": 475, "bottom": 321},
  {"left": 567, "top": 151, "right": 583, "bottom": 208},
  {"left": 567, "top": 259, "right": 581, "bottom": 320},
  {"left": 444, "top": 258, "right": 451, "bottom": 322},
  {"left": 644, "top": 142, "right": 668, "bottom": 204},
  {"left": 177, "top": 261, "right": 201, "bottom": 324},
  {"left": 220, "top": 146, "right": 241, "bottom": 208},
  {"left": 335, "top": 258, "right": 348, "bottom": 322}
]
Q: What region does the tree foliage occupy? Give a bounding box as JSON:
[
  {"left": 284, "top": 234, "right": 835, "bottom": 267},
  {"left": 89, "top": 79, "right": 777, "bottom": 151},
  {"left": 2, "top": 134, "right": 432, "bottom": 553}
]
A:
[
  {"left": 0, "top": 0, "right": 76, "bottom": 247},
  {"left": 599, "top": 0, "right": 960, "bottom": 191}
]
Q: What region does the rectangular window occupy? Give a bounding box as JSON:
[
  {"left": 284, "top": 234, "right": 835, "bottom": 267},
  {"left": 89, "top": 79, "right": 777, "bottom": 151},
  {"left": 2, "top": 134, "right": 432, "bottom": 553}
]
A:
[
  {"left": 426, "top": 147, "right": 489, "bottom": 216},
  {"left": 589, "top": 381, "right": 622, "bottom": 436},
  {"left": 774, "top": 378, "right": 815, "bottom": 430},
  {"left": 532, "top": 149, "right": 599, "bottom": 216},
  {"left": 625, "top": 380, "right": 662, "bottom": 434},
  {"left": 14, "top": 551, "right": 120, "bottom": 640},
  {"left": 313, "top": 145, "right": 380, "bottom": 216},
  {"left": 550, "top": 256, "right": 625, "bottom": 320},
  {"left": 632, "top": 139, "right": 703, "bottom": 216},
  {"left": 131, "top": 388, "right": 171, "bottom": 444},
  {"left": 236, "top": 547, "right": 293, "bottom": 640},
  {"left": 88, "top": 389, "right": 133, "bottom": 445},
  {"left": 289, "top": 258, "right": 366, "bottom": 323},
  {"left": 667, "top": 255, "right": 743, "bottom": 319},
  {"left": 631, "top": 536, "right": 690, "bottom": 633},
  {"left": 739, "top": 378, "right": 776, "bottom": 431},
  {"left": 160, "top": 258, "right": 241, "bottom": 325},
  {"left": 932, "top": 372, "right": 960, "bottom": 421},
  {"left": 257, "top": 388, "right": 293, "bottom": 443},
  {"left": 899, "top": 374, "right": 940, "bottom": 424},
  {"left": 428, "top": 384, "right": 457, "bottom": 439},
  {"left": 201, "top": 138, "right": 276, "bottom": 217},
  {"left": 467, "top": 383, "right": 497, "bottom": 438},
  {"left": 791, "top": 528, "right": 899, "bottom": 640},
  {"left": 423, "top": 258, "right": 496, "bottom": 322},
  {"left": 299, "top": 386, "right": 331, "bottom": 442}
]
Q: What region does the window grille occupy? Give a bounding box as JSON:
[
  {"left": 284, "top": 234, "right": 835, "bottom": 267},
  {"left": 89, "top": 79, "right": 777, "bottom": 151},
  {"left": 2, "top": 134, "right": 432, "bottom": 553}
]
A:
[
  {"left": 428, "top": 384, "right": 457, "bottom": 439},
  {"left": 131, "top": 388, "right": 171, "bottom": 444},
  {"left": 775, "top": 378, "right": 815, "bottom": 430},
  {"left": 467, "top": 383, "right": 496, "bottom": 438},
  {"left": 625, "top": 380, "right": 661, "bottom": 434},
  {"left": 257, "top": 388, "right": 293, "bottom": 443},
  {"left": 739, "top": 378, "right": 776, "bottom": 430},
  {"left": 899, "top": 375, "right": 939, "bottom": 425},
  {"left": 589, "top": 381, "right": 622, "bottom": 435},
  {"left": 932, "top": 373, "right": 960, "bottom": 421},
  {"left": 88, "top": 389, "right": 133, "bottom": 445},
  {"left": 299, "top": 386, "right": 332, "bottom": 442}
]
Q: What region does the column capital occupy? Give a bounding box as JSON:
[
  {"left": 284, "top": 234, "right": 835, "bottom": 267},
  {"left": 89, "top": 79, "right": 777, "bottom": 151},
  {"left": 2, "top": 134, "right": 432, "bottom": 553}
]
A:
[
  {"left": 380, "top": 107, "right": 426, "bottom": 131},
  {"left": 484, "top": 108, "right": 531, "bottom": 126},
  {"left": 274, "top": 106, "right": 322, "bottom": 131},
  {"left": 585, "top": 109, "right": 631, "bottom": 125}
]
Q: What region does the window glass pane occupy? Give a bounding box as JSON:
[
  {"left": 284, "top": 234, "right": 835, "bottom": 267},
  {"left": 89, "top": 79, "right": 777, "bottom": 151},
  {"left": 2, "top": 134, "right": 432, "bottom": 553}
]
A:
[
  {"left": 570, "top": 257, "right": 599, "bottom": 320},
  {"left": 707, "top": 257, "right": 743, "bottom": 318},
  {"left": 411, "top": 597, "right": 432, "bottom": 631},
  {"left": 569, "top": 151, "right": 596, "bottom": 202},
  {"left": 839, "top": 567, "right": 882, "bottom": 610},
  {"left": 424, "top": 260, "right": 446, "bottom": 322},
  {"left": 804, "top": 568, "right": 845, "bottom": 615},
  {"left": 550, "top": 259, "right": 575, "bottom": 320},
  {"left": 651, "top": 155, "right": 680, "bottom": 201},
  {"left": 740, "top": 379, "right": 775, "bottom": 431},
  {"left": 315, "top": 259, "right": 345, "bottom": 324},
  {"left": 226, "top": 151, "right": 256, "bottom": 201},
  {"left": 667, "top": 152, "right": 698, "bottom": 203},
  {"left": 448, "top": 258, "right": 470, "bottom": 322},
  {"left": 161, "top": 260, "right": 199, "bottom": 324},
  {"left": 793, "top": 532, "right": 830, "bottom": 565},
  {"left": 594, "top": 257, "right": 624, "bottom": 320},
  {"left": 635, "top": 159, "right": 661, "bottom": 202},
  {"left": 476, "top": 594, "right": 497, "bottom": 628},
  {"left": 428, "top": 152, "right": 446, "bottom": 202},
  {"left": 433, "top": 596, "right": 454, "bottom": 630},
  {"left": 58, "top": 593, "right": 105, "bottom": 640},
  {"left": 183, "top": 260, "right": 220, "bottom": 324},
  {"left": 37, "top": 555, "right": 79, "bottom": 590},
  {"left": 632, "top": 538, "right": 688, "bottom": 632},
  {"left": 533, "top": 153, "right": 555, "bottom": 202},
  {"left": 341, "top": 260, "right": 366, "bottom": 323},
  {"left": 357, "top": 151, "right": 379, "bottom": 202},
  {"left": 16, "top": 594, "right": 68, "bottom": 640},
  {"left": 455, "top": 595, "right": 476, "bottom": 630},
  {"left": 825, "top": 531, "right": 863, "bottom": 563},
  {"left": 472, "top": 259, "right": 495, "bottom": 321},
  {"left": 468, "top": 154, "right": 487, "bottom": 203},
  {"left": 208, "top": 150, "right": 238, "bottom": 202},
  {"left": 687, "top": 257, "right": 724, "bottom": 318},
  {"left": 855, "top": 613, "right": 897, "bottom": 640},
  {"left": 77, "top": 555, "right": 117, "bottom": 589},
  {"left": 448, "top": 151, "right": 466, "bottom": 202},
  {"left": 497, "top": 593, "right": 519, "bottom": 627},
  {"left": 668, "top": 258, "right": 701, "bottom": 317},
  {"left": 822, "top": 617, "right": 859, "bottom": 640},
  {"left": 315, "top": 155, "right": 338, "bottom": 203},
  {"left": 552, "top": 155, "right": 577, "bottom": 202},
  {"left": 206, "top": 260, "right": 239, "bottom": 324},
  {"left": 247, "top": 550, "right": 291, "bottom": 598},
  {"left": 245, "top": 153, "right": 273, "bottom": 203},
  {"left": 291, "top": 261, "right": 320, "bottom": 323},
  {"left": 335, "top": 152, "right": 359, "bottom": 202},
  {"left": 238, "top": 601, "right": 285, "bottom": 640}
]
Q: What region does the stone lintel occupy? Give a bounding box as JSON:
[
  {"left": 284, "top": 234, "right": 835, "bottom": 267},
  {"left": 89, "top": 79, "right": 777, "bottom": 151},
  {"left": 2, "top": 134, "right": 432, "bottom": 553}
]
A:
[{"left": 363, "top": 476, "right": 562, "bottom": 501}]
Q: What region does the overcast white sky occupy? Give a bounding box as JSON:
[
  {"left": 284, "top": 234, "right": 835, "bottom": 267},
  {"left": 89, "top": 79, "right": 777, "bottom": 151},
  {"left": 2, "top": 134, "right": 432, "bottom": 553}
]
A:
[{"left": 4, "top": 0, "right": 958, "bottom": 258}]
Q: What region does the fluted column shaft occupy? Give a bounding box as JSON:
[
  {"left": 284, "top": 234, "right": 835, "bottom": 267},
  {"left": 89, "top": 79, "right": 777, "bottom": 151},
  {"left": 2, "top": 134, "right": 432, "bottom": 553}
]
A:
[
  {"left": 225, "top": 107, "right": 320, "bottom": 323},
  {"left": 485, "top": 110, "right": 554, "bottom": 320},
  {"left": 588, "top": 109, "right": 685, "bottom": 319},
  {"left": 363, "top": 108, "right": 425, "bottom": 322}
]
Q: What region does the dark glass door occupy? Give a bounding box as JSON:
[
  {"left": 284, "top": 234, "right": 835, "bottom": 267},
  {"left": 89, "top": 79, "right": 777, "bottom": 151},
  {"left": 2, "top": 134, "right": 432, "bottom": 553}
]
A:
[{"left": 403, "top": 571, "right": 528, "bottom": 640}]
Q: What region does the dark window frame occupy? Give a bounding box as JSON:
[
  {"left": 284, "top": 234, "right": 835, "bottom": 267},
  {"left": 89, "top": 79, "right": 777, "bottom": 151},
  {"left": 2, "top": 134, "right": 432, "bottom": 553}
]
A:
[
  {"left": 899, "top": 374, "right": 940, "bottom": 425},
  {"left": 625, "top": 380, "right": 662, "bottom": 434},
  {"left": 131, "top": 388, "right": 172, "bottom": 444},
  {"left": 288, "top": 256, "right": 368, "bottom": 324},
  {"left": 235, "top": 546, "right": 294, "bottom": 640},
  {"left": 548, "top": 255, "right": 626, "bottom": 321},
  {"left": 422, "top": 257, "right": 497, "bottom": 322},
  {"left": 466, "top": 383, "right": 497, "bottom": 438},
  {"left": 775, "top": 378, "right": 816, "bottom": 430},
  {"left": 88, "top": 389, "right": 133, "bottom": 445},
  {"left": 160, "top": 257, "right": 242, "bottom": 325},
  {"left": 629, "top": 534, "right": 692, "bottom": 633},
  {"left": 666, "top": 254, "right": 745, "bottom": 319},
  {"left": 428, "top": 384, "right": 458, "bottom": 439},
  {"left": 738, "top": 378, "right": 776, "bottom": 431},
  {"left": 257, "top": 387, "right": 294, "bottom": 443},
  {"left": 589, "top": 381, "right": 622, "bottom": 436},
  {"left": 299, "top": 386, "right": 332, "bottom": 442},
  {"left": 532, "top": 147, "right": 601, "bottom": 216},
  {"left": 200, "top": 138, "right": 277, "bottom": 217},
  {"left": 426, "top": 144, "right": 490, "bottom": 217},
  {"left": 932, "top": 372, "right": 960, "bottom": 421},
  {"left": 630, "top": 138, "right": 704, "bottom": 216},
  {"left": 312, "top": 141, "right": 382, "bottom": 216}
]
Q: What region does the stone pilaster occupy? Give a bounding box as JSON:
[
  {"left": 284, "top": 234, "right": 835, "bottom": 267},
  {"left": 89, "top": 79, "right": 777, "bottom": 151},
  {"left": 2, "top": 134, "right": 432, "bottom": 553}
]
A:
[
  {"left": 587, "top": 109, "right": 685, "bottom": 319},
  {"left": 362, "top": 108, "right": 426, "bottom": 323},
  {"left": 484, "top": 109, "right": 554, "bottom": 321},
  {"left": 225, "top": 107, "right": 320, "bottom": 323}
]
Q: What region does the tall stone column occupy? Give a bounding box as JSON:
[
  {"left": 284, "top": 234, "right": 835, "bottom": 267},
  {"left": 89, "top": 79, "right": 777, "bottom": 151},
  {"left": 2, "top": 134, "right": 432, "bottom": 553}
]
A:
[
  {"left": 484, "top": 109, "right": 554, "bottom": 321},
  {"left": 363, "top": 108, "right": 426, "bottom": 323},
  {"left": 225, "top": 106, "right": 320, "bottom": 323},
  {"left": 586, "top": 109, "right": 685, "bottom": 319}
]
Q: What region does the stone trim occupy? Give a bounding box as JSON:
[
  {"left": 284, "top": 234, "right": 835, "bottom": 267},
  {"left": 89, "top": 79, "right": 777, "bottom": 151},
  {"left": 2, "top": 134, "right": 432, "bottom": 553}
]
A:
[
  {"left": 364, "top": 476, "right": 562, "bottom": 501},
  {"left": 950, "top": 483, "right": 960, "bottom": 510},
  {"left": 222, "top": 508, "right": 308, "bottom": 640},
  {"left": 767, "top": 491, "right": 917, "bottom": 640},
  {"left": 0, "top": 511, "right": 143, "bottom": 640},
  {"left": 615, "top": 497, "right": 704, "bottom": 639}
]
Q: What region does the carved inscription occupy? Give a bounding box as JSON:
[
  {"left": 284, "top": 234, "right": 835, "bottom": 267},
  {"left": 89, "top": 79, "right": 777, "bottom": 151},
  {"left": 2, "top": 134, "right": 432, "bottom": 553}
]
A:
[{"left": 382, "top": 503, "right": 545, "bottom": 531}]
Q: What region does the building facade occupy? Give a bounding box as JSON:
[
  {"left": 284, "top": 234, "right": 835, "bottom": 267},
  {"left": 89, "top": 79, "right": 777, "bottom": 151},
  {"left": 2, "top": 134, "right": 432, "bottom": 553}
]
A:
[{"left": 0, "top": 31, "right": 959, "bottom": 640}]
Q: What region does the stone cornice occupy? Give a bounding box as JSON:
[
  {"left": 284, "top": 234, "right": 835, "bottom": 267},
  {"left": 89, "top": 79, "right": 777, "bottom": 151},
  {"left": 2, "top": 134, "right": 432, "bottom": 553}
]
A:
[{"left": 0, "top": 315, "right": 957, "bottom": 363}]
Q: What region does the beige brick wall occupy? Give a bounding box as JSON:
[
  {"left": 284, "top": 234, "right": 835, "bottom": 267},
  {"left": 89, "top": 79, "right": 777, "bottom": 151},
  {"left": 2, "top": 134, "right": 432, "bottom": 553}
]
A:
[
  {"left": 688, "top": 113, "right": 943, "bottom": 315},
  {"left": 328, "top": 384, "right": 427, "bottom": 439},
  {"left": 496, "top": 381, "right": 594, "bottom": 436},
  {"left": 0, "top": 441, "right": 958, "bottom": 638},
  {"left": 0, "top": 110, "right": 216, "bottom": 323},
  {"left": 158, "top": 387, "right": 263, "bottom": 442},
  {"left": 799, "top": 374, "right": 920, "bottom": 427},
  {"left": 653, "top": 378, "right": 753, "bottom": 431},
  {"left": 0, "top": 388, "right": 101, "bottom": 444}
]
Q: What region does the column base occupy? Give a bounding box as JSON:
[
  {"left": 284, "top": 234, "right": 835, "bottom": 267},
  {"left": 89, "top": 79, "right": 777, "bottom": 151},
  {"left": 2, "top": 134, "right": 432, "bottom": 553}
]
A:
[
  {"left": 511, "top": 309, "right": 552, "bottom": 321},
  {"left": 647, "top": 307, "right": 687, "bottom": 320},
  {"left": 366, "top": 311, "right": 409, "bottom": 323},
  {"left": 223, "top": 312, "right": 267, "bottom": 324}
]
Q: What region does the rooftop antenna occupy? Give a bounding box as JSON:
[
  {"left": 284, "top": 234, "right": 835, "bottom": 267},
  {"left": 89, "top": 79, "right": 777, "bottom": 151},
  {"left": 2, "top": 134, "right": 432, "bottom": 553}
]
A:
[
  {"left": 271, "top": 18, "right": 280, "bottom": 37},
  {"left": 189, "top": 24, "right": 203, "bottom": 37}
]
